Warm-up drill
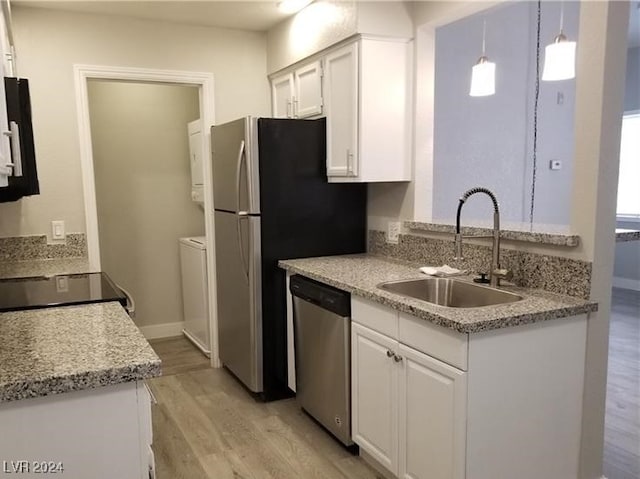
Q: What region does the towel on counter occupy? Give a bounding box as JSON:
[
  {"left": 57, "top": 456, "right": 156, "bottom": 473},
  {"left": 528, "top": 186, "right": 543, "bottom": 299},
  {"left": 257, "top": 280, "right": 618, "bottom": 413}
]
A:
[{"left": 419, "top": 265, "right": 466, "bottom": 277}]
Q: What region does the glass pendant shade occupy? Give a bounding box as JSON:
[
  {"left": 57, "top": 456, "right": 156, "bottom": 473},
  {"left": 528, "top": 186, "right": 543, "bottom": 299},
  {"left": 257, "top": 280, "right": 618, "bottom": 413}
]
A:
[
  {"left": 542, "top": 34, "right": 576, "bottom": 81},
  {"left": 469, "top": 57, "right": 496, "bottom": 97}
]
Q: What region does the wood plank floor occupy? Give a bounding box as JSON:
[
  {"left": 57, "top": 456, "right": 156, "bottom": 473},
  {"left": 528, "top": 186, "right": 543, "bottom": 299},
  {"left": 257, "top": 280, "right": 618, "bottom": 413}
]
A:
[
  {"left": 149, "top": 294, "right": 640, "bottom": 479},
  {"left": 147, "top": 337, "right": 381, "bottom": 479},
  {"left": 149, "top": 335, "right": 211, "bottom": 376},
  {"left": 603, "top": 288, "right": 640, "bottom": 479}
]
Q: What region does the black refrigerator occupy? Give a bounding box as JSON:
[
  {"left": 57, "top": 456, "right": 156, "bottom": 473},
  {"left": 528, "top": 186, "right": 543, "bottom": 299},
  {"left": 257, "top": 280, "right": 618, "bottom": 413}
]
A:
[{"left": 211, "top": 117, "right": 366, "bottom": 400}]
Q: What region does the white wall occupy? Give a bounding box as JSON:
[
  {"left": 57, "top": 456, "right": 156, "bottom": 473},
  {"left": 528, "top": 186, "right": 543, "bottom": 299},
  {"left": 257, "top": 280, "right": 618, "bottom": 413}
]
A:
[
  {"left": 0, "top": 6, "right": 270, "bottom": 239},
  {"left": 266, "top": 1, "right": 413, "bottom": 74},
  {"left": 266, "top": 0, "right": 357, "bottom": 74}
]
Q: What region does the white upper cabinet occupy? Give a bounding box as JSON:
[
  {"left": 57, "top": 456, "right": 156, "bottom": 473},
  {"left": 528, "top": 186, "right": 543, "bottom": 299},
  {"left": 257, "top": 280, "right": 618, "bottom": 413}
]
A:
[
  {"left": 324, "top": 43, "right": 359, "bottom": 178},
  {"left": 269, "top": 35, "right": 412, "bottom": 183},
  {"left": 325, "top": 37, "right": 412, "bottom": 183},
  {"left": 293, "top": 60, "right": 323, "bottom": 118},
  {"left": 271, "top": 72, "right": 294, "bottom": 119},
  {"left": 271, "top": 60, "right": 323, "bottom": 119}
]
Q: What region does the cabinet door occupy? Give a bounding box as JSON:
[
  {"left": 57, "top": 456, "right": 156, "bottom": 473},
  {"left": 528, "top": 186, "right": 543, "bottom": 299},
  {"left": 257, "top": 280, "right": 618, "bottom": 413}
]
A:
[
  {"left": 324, "top": 43, "right": 358, "bottom": 178},
  {"left": 352, "top": 322, "right": 399, "bottom": 475},
  {"left": 398, "top": 344, "right": 467, "bottom": 479},
  {"left": 271, "top": 73, "right": 294, "bottom": 118},
  {"left": 293, "top": 60, "right": 323, "bottom": 118}
]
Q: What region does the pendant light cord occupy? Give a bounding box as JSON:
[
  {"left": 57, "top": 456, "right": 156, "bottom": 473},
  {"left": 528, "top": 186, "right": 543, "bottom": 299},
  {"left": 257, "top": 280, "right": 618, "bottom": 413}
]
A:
[
  {"left": 482, "top": 19, "right": 487, "bottom": 56},
  {"left": 530, "top": 0, "right": 541, "bottom": 229},
  {"left": 559, "top": 0, "right": 565, "bottom": 33}
]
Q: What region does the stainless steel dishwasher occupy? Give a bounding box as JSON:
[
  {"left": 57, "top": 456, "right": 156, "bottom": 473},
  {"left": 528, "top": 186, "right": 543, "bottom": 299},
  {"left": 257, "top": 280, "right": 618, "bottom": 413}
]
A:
[{"left": 290, "top": 275, "right": 354, "bottom": 447}]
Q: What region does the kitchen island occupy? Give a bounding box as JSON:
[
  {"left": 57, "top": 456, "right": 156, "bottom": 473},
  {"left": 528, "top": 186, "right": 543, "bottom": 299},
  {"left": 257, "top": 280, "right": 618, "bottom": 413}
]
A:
[
  {"left": 0, "top": 301, "right": 160, "bottom": 478},
  {"left": 280, "top": 254, "right": 597, "bottom": 479}
]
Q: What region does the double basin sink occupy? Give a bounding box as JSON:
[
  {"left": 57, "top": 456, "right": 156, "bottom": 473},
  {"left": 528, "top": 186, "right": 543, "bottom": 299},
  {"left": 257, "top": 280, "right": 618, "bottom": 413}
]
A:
[{"left": 378, "top": 277, "right": 522, "bottom": 308}]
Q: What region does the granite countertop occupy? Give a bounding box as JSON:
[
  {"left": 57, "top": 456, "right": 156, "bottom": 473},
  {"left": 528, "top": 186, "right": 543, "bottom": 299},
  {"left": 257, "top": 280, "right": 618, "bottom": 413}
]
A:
[
  {"left": 616, "top": 228, "right": 640, "bottom": 242},
  {"left": 404, "top": 221, "right": 580, "bottom": 247},
  {"left": 0, "top": 302, "right": 161, "bottom": 403},
  {"left": 0, "top": 257, "right": 92, "bottom": 279},
  {"left": 279, "top": 254, "right": 598, "bottom": 334}
]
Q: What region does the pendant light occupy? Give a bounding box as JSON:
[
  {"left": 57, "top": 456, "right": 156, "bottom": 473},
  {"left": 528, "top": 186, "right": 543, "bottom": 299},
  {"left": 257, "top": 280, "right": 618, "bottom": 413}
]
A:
[
  {"left": 542, "top": 1, "right": 576, "bottom": 81},
  {"left": 470, "top": 20, "right": 496, "bottom": 97}
]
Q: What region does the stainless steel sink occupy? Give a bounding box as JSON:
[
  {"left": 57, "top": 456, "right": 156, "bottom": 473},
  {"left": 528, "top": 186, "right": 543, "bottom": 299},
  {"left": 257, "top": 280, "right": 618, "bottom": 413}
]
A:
[{"left": 377, "top": 277, "right": 523, "bottom": 308}]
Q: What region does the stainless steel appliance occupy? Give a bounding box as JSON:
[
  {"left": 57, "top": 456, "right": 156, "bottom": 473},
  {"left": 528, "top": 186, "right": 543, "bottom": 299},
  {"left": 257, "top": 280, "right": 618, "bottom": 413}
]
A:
[
  {"left": 290, "top": 275, "right": 354, "bottom": 446},
  {"left": 212, "top": 117, "right": 366, "bottom": 400}
]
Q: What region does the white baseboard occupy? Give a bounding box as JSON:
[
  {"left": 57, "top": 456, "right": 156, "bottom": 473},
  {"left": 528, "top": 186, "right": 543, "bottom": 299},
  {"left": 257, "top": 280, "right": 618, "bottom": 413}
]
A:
[
  {"left": 138, "top": 321, "right": 185, "bottom": 340},
  {"left": 612, "top": 276, "right": 640, "bottom": 291}
]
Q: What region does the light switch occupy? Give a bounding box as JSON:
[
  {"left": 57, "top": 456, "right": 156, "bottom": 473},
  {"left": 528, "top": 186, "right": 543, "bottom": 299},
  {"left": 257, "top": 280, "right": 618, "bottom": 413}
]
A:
[
  {"left": 549, "top": 160, "right": 562, "bottom": 170},
  {"left": 51, "top": 220, "right": 66, "bottom": 240}
]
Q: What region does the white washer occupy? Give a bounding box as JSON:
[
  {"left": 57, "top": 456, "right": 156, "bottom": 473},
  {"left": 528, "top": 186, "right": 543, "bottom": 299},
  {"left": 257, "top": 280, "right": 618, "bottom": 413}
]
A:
[{"left": 179, "top": 236, "right": 210, "bottom": 357}]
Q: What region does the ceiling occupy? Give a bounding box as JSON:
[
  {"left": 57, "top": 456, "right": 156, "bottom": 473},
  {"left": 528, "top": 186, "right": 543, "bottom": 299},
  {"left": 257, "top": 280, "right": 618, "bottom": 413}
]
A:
[
  {"left": 9, "top": 1, "right": 640, "bottom": 43},
  {"left": 11, "top": 0, "right": 293, "bottom": 32}
]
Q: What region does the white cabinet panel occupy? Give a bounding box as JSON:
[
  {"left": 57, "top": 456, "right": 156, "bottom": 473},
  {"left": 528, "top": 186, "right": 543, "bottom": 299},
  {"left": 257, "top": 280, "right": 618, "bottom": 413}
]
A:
[
  {"left": 326, "top": 37, "right": 411, "bottom": 183},
  {"left": 399, "top": 344, "right": 467, "bottom": 479},
  {"left": 0, "top": 381, "right": 151, "bottom": 479},
  {"left": 352, "top": 322, "right": 399, "bottom": 474},
  {"left": 294, "top": 60, "right": 323, "bottom": 118},
  {"left": 271, "top": 61, "right": 323, "bottom": 119},
  {"left": 324, "top": 43, "right": 359, "bottom": 178},
  {"left": 271, "top": 72, "right": 294, "bottom": 119}
]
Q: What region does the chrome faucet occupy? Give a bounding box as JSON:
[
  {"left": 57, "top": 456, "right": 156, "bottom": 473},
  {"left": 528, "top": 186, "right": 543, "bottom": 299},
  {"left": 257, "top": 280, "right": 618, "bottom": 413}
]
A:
[{"left": 454, "top": 187, "right": 511, "bottom": 287}]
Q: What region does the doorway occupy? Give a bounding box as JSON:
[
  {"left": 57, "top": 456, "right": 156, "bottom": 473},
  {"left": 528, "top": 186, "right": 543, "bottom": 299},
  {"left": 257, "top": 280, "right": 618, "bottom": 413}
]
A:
[
  {"left": 87, "top": 80, "right": 203, "bottom": 337},
  {"left": 74, "top": 65, "right": 220, "bottom": 367}
]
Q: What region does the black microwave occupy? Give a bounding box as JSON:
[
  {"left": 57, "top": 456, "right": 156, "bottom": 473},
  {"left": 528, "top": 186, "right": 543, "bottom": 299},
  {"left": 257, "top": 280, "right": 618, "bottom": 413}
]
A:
[{"left": 0, "top": 77, "right": 39, "bottom": 202}]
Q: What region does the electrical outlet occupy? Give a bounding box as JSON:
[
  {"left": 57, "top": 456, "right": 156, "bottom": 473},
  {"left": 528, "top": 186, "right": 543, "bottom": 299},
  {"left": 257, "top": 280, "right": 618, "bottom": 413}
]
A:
[
  {"left": 51, "top": 220, "right": 66, "bottom": 240},
  {"left": 387, "top": 221, "right": 401, "bottom": 244}
]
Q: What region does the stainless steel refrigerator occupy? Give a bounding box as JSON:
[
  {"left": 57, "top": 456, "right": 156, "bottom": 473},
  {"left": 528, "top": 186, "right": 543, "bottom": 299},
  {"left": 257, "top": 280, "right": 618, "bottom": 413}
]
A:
[{"left": 212, "top": 117, "right": 366, "bottom": 400}]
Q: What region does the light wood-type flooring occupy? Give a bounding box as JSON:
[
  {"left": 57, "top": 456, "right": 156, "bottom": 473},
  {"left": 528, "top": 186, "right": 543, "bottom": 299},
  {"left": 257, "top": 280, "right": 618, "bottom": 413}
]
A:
[
  {"left": 148, "top": 336, "right": 381, "bottom": 479},
  {"left": 149, "top": 289, "right": 640, "bottom": 479},
  {"left": 603, "top": 288, "right": 640, "bottom": 479}
]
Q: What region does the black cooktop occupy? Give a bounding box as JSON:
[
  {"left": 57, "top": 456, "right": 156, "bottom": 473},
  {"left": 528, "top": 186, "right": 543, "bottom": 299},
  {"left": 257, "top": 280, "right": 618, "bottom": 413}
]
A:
[{"left": 0, "top": 272, "right": 127, "bottom": 313}]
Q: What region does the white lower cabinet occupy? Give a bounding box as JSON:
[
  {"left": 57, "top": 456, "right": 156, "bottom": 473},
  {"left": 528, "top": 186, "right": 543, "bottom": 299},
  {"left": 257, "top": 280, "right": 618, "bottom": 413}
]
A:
[
  {"left": 350, "top": 296, "right": 589, "bottom": 479},
  {"left": 398, "top": 344, "right": 466, "bottom": 479},
  {"left": 0, "top": 380, "right": 154, "bottom": 479},
  {"left": 352, "top": 322, "right": 399, "bottom": 472},
  {"left": 352, "top": 322, "right": 467, "bottom": 479}
]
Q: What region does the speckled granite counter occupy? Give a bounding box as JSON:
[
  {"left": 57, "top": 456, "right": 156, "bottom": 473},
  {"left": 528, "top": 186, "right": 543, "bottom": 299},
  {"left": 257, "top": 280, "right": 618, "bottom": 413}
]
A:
[
  {"left": 0, "top": 302, "right": 161, "bottom": 402},
  {"left": 616, "top": 228, "right": 640, "bottom": 242},
  {"left": 0, "top": 257, "right": 91, "bottom": 279},
  {"left": 404, "top": 221, "right": 580, "bottom": 247},
  {"left": 279, "top": 254, "right": 598, "bottom": 334}
]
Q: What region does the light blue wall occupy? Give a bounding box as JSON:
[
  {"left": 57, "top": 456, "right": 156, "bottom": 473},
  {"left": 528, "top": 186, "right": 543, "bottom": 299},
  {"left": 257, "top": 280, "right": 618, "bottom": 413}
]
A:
[
  {"left": 432, "top": 1, "right": 578, "bottom": 227},
  {"left": 612, "top": 46, "right": 640, "bottom": 288},
  {"left": 624, "top": 46, "right": 640, "bottom": 112}
]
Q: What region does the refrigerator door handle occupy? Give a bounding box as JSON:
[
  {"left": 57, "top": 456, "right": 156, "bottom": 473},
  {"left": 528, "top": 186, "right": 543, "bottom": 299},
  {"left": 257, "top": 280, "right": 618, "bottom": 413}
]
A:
[
  {"left": 237, "top": 212, "right": 250, "bottom": 283},
  {"left": 235, "top": 140, "right": 246, "bottom": 213}
]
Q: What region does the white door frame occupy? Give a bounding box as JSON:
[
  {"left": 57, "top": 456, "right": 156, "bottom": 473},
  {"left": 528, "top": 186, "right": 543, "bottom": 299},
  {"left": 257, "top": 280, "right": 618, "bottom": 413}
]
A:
[{"left": 73, "top": 64, "right": 221, "bottom": 368}]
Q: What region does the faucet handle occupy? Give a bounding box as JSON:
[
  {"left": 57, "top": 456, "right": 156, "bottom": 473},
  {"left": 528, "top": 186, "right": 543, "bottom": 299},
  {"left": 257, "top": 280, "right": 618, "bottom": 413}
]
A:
[{"left": 492, "top": 268, "right": 513, "bottom": 282}]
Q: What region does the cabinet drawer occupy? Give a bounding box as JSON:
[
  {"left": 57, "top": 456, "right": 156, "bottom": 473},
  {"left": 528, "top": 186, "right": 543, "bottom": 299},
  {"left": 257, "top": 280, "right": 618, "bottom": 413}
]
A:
[
  {"left": 352, "top": 296, "right": 398, "bottom": 338},
  {"left": 399, "top": 313, "right": 468, "bottom": 371}
]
